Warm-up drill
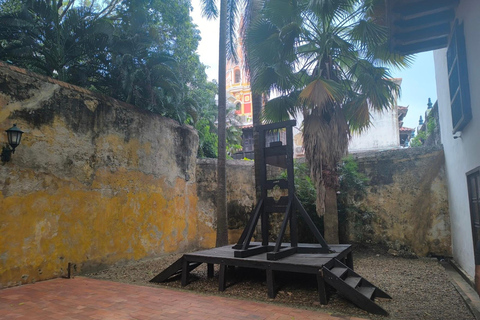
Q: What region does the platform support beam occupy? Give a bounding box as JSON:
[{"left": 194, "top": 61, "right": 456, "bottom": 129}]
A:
[
  {"left": 219, "top": 264, "right": 227, "bottom": 291},
  {"left": 317, "top": 271, "right": 328, "bottom": 305},
  {"left": 181, "top": 258, "right": 189, "bottom": 287},
  {"left": 266, "top": 268, "right": 276, "bottom": 298}
]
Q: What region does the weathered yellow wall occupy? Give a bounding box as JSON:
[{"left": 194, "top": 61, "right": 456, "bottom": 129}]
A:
[{"left": 0, "top": 63, "right": 214, "bottom": 288}]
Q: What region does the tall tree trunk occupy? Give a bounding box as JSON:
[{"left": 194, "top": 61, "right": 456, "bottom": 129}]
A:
[
  {"left": 324, "top": 186, "right": 339, "bottom": 244},
  {"left": 216, "top": 0, "right": 228, "bottom": 247},
  {"left": 303, "top": 110, "right": 345, "bottom": 244},
  {"left": 252, "top": 92, "right": 262, "bottom": 201}
]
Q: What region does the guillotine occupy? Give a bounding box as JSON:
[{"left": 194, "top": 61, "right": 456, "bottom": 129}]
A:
[
  {"left": 232, "top": 119, "right": 331, "bottom": 259},
  {"left": 151, "top": 120, "right": 391, "bottom": 315}
]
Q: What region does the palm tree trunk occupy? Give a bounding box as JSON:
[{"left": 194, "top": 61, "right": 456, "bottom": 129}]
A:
[
  {"left": 252, "top": 92, "right": 262, "bottom": 201},
  {"left": 324, "top": 186, "right": 339, "bottom": 244},
  {"left": 216, "top": 0, "right": 229, "bottom": 247}
]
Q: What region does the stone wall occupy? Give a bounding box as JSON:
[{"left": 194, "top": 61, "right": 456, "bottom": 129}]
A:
[
  {"left": 0, "top": 63, "right": 209, "bottom": 288},
  {"left": 196, "top": 159, "right": 255, "bottom": 243},
  {"left": 0, "top": 62, "right": 452, "bottom": 289},
  {"left": 197, "top": 147, "right": 451, "bottom": 258},
  {"left": 351, "top": 146, "right": 451, "bottom": 257}
]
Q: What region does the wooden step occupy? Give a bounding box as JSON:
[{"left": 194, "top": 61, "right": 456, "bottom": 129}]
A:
[
  {"left": 329, "top": 267, "right": 347, "bottom": 278},
  {"left": 150, "top": 257, "right": 202, "bottom": 283},
  {"left": 357, "top": 286, "right": 376, "bottom": 300},
  {"left": 344, "top": 276, "right": 361, "bottom": 288},
  {"left": 323, "top": 259, "right": 390, "bottom": 315}
]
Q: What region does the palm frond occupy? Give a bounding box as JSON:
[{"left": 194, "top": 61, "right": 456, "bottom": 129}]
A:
[
  {"left": 226, "top": 0, "right": 240, "bottom": 62},
  {"left": 299, "top": 78, "right": 345, "bottom": 110},
  {"left": 349, "top": 18, "right": 387, "bottom": 52},
  {"left": 342, "top": 95, "right": 371, "bottom": 133},
  {"left": 201, "top": 0, "right": 218, "bottom": 20},
  {"left": 262, "top": 90, "right": 302, "bottom": 123}
]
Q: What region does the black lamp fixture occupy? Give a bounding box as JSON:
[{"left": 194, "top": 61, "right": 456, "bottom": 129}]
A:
[{"left": 1, "top": 124, "right": 24, "bottom": 163}]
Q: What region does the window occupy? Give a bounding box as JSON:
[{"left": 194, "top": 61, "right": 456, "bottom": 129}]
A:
[
  {"left": 468, "top": 168, "right": 480, "bottom": 264},
  {"left": 234, "top": 69, "right": 241, "bottom": 83},
  {"left": 447, "top": 21, "right": 472, "bottom": 134}
]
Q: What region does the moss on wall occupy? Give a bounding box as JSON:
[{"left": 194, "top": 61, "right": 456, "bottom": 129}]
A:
[
  {"left": 0, "top": 63, "right": 209, "bottom": 288},
  {"left": 352, "top": 147, "right": 451, "bottom": 257}
]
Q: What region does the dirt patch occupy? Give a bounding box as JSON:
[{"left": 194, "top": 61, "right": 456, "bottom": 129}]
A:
[{"left": 86, "top": 245, "right": 474, "bottom": 320}]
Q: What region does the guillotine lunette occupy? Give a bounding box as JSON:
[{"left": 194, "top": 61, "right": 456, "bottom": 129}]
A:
[{"left": 232, "top": 119, "right": 332, "bottom": 260}]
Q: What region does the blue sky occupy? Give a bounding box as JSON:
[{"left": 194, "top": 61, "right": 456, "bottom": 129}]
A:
[
  {"left": 190, "top": 2, "right": 437, "bottom": 130},
  {"left": 391, "top": 52, "right": 437, "bottom": 129}
]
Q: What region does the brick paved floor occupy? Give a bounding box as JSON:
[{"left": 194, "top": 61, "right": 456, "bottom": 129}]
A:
[{"left": 0, "top": 277, "right": 366, "bottom": 320}]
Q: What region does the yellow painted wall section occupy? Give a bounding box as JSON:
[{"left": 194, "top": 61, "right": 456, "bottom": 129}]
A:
[
  {"left": 0, "top": 173, "right": 200, "bottom": 287},
  {"left": 0, "top": 63, "right": 215, "bottom": 288}
]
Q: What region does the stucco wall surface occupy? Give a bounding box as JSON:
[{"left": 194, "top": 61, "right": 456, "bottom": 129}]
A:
[
  {"left": 433, "top": 0, "right": 480, "bottom": 278},
  {"left": 196, "top": 159, "right": 255, "bottom": 243},
  {"left": 0, "top": 63, "right": 205, "bottom": 288},
  {"left": 349, "top": 106, "right": 400, "bottom": 152},
  {"left": 352, "top": 147, "right": 451, "bottom": 257}
]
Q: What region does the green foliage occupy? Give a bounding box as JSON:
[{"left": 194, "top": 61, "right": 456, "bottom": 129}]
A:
[
  {"left": 244, "top": 0, "right": 410, "bottom": 242},
  {"left": 0, "top": 0, "right": 216, "bottom": 126},
  {"left": 194, "top": 82, "right": 243, "bottom": 159},
  {"left": 337, "top": 156, "right": 374, "bottom": 243},
  {"left": 410, "top": 130, "right": 427, "bottom": 147},
  {"left": 427, "top": 118, "right": 436, "bottom": 135},
  {"left": 280, "top": 161, "right": 324, "bottom": 242},
  {"left": 410, "top": 116, "right": 437, "bottom": 147},
  {"left": 196, "top": 118, "right": 218, "bottom": 158}
]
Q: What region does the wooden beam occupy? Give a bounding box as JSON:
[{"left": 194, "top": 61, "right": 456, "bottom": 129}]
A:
[
  {"left": 394, "top": 9, "right": 455, "bottom": 30},
  {"left": 207, "top": 263, "right": 214, "bottom": 278},
  {"left": 266, "top": 246, "right": 297, "bottom": 261},
  {"left": 266, "top": 269, "right": 276, "bottom": 298},
  {"left": 256, "top": 119, "right": 296, "bottom": 132},
  {"left": 273, "top": 200, "right": 293, "bottom": 252},
  {"left": 393, "top": 0, "right": 458, "bottom": 20},
  {"left": 394, "top": 36, "right": 448, "bottom": 55},
  {"left": 394, "top": 23, "right": 451, "bottom": 44},
  {"left": 234, "top": 245, "right": 269, "bottom": 258},
  {"left": 218, "top": 264, "right": 226, "bottom": 291},
  {"left": 317, "top": 271, "right": 328, "bottom": 305}
]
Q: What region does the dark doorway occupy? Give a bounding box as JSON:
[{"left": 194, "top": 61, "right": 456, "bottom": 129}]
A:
[{"left": 467, "top": 167, "right": 480, "bottom": 263}]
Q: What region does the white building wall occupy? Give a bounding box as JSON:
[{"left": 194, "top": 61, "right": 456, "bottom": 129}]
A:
[
  {"left": 348, "top": 106, "right": 400, "bottom": 153},
  {"left": 434, "top": 0, "right": 480, "bottom": 278}
]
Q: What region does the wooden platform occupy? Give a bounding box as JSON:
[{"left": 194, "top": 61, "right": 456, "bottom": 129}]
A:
[
  {"left": 151, "top": 243, "right": 391, "bottom": 315},
  {"left": 180, "top": 243, "right": 352, "bottom": 303},
  {"left": 151, "top": 121, "right": 390, "bottom": 315}
]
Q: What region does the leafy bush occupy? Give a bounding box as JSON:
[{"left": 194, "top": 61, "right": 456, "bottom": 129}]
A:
[
  {"left": 337, "top": 156, "right": 375, "bottom": 243},
  {"left": 280, "top": 161, "right": 323, "bottom": 242},
  {"left": 410, "top": 130, "right": 427, "bottom": 147}
]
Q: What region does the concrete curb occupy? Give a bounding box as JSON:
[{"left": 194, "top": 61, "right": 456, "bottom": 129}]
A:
[{"left": 442, "top": 260, "right": 480, "bottom": 319}]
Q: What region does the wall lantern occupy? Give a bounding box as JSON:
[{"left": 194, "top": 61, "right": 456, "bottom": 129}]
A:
[{"left": 1, "top": 124, "right": 24, "bottom": 163}]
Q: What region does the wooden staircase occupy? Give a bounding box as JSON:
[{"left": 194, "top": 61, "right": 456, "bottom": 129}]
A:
[
  {"left": 150, "top": 257, "right": 201, "bottom": 283},
  {"left": 323, "top": 259, "right": 391, "bottom": 316}
]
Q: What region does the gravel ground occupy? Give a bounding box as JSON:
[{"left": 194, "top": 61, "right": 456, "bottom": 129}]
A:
[{"left": 87, "top": 245, "right": 475, "bottom": 320}]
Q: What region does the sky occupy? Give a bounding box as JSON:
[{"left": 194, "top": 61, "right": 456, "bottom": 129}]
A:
[{"left": 190, "top": 1, "right": 437, "bottom": 130}]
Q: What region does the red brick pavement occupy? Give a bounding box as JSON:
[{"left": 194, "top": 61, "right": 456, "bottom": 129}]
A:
[{"left": 0, "top": 277, "right": 366, "bottom": 320}]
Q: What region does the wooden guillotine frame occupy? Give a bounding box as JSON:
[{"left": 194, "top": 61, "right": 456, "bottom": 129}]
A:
[{"left": 232, "top": 119, "right": 332, "bottom": 260}]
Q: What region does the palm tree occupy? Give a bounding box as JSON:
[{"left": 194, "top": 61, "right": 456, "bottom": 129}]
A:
[
  {"left": 240, "top": 0, "right": 263, "bottom": 201},
  {"left": 0, "top": 0, "right": 117, "bottom": 82},
  {"left": 200, "top": 0, "right": 242, "bottom": 246},
  {"left": 245, "top": 0, "right": 410, "bottom": 243}
]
